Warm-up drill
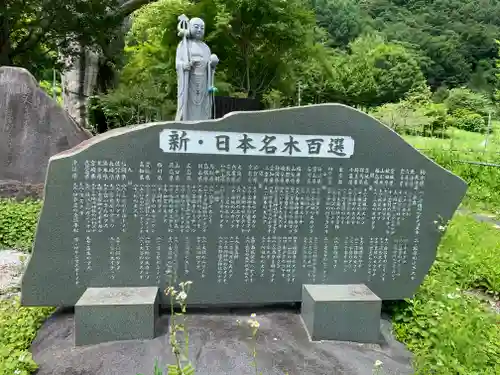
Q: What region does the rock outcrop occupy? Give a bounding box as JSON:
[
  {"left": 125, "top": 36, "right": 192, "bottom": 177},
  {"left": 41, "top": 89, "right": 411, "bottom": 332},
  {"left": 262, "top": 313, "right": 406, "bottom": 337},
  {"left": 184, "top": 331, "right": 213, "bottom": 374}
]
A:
[{"left": 0, "top": 67, "right": 92, "bottom": 198}]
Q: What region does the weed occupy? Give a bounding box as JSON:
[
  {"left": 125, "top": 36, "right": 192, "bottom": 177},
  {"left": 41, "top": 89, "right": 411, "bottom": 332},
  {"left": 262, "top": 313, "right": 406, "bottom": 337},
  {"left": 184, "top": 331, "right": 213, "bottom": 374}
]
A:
[
  {"left": 392, "top": 214, "right": 500, "bottom": 374},
  {"left": 0, "top": 199, "right": 42, "bottom": 251},
  {"left": 0, "top": 298, "right": 54, "bottom": 375}
]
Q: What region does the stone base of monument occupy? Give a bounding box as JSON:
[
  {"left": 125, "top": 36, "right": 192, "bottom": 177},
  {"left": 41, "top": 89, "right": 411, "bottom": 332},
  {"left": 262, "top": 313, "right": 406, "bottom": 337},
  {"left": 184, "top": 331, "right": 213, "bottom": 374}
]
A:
[
  {"left": 301, "top": 284, "right": 382, "bottom": 343},
  {"left": 74, "top": 287, "right": 159, "bottom": 346}
]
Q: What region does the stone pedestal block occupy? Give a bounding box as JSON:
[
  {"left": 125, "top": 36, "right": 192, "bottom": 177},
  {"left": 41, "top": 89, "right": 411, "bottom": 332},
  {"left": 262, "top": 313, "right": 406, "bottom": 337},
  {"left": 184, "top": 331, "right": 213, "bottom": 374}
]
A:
[
  {"left": 301, "top": 284, "right": 381, "bottom": 343},
  {"left": 75, "top": 287, "right": 159, "bottom": 346}
]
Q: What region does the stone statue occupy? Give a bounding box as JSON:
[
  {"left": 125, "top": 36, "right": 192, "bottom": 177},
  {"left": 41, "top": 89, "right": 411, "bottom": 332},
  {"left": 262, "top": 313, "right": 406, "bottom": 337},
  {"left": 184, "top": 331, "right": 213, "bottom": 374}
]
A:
[{"left": 175, "top": 15, "right": 219, "bottom": 121}]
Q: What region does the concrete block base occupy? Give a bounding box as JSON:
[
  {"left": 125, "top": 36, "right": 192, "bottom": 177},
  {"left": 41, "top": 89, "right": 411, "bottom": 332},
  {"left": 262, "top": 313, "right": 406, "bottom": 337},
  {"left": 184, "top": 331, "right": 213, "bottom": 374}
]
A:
[
  {"left": 75, "top": 287, "right": 159, "bottom": 346},
  {"left": 301, "top": 284, "right": 381, "bottom": 343}
]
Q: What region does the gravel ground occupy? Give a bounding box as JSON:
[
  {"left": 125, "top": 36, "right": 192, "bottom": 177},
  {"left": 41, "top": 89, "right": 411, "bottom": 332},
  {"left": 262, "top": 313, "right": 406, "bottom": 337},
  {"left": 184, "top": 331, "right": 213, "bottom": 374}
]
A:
[{"left": 0, "top": 249, "right": 29, "bottom": 300}]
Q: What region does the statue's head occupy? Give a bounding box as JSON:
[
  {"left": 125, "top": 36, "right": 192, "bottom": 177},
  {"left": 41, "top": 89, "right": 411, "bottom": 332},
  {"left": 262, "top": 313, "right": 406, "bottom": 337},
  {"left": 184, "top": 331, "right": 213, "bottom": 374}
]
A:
[{"left": 189, "top": 18, "right": 205, "bottom": 40}]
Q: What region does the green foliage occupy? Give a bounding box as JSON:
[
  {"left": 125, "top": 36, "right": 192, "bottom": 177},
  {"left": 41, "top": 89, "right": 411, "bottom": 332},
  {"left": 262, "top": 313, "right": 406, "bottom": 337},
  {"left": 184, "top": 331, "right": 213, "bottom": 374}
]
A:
[
  {"left": 344, "top": 34, "right": 425, "bottom": 106},
  {"left": 438, "top": 216, "right": 500, "bottom": 295},
  {"left": 301, "top": 34, "right": 426, "bottom": 107},
  {"left": 370, "top": 88, "right": 446, "bottom": 136},
  {"left": 424, "top": 149, "right": 500, "bottom": 212},
  {"left": 89, "top": 84, "right": 176, "bottom": 130},
  {"left": 192, "top": 0, "right": 320, "bottom": 98},
  {"left": 443, "top": 87, "right": 491, "bottom": 133},
  {"left": 262, "top": 89, "right": 286, "bottom": 109},
  {"left": 3, "top": 0, "right": 135, "bottom": 77},
  {"left": 0, "top": 200, "right": 42, "bottom": 251},
  {"left": 38, "top": 79, "right": 62, "bottom": 105},
  {"left": 392, "top": 215, "right": 500, "bottom": 374},
  {"left": 447, "top": 109, "right": 486, "bottom": 133},
  {"left": 313, "top": 0, "right": 365, "bottom": 48},
  {"left": 431, "top": 86, "right": 450, "bottom": 103},
  {"left": 360, "top": 0, "right": 500, "bottom": 90},
  {"left": 445, "top": 88, "right": 492, "bottom": 118},
  {"left": 0, "top": 297, "right": 54, "bottom": 375},
  {"left": 422, "top": 103, "right": 448, "bottom": 136}
]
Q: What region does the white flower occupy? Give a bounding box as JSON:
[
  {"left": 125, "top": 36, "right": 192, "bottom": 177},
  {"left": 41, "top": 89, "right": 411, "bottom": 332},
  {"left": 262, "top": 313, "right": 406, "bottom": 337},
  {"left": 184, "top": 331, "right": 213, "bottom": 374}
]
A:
[
  {"left": 250, "top": 313, "right": 256, "bottom": 318},
  {"left": 438, "top": 225, "right": 446, "bottom": 231},
  {"left": 14, "top": 369, "right": 21, "bottom": 375},
  {"left": 248, "top": 319, "right": 260, "bottom": 329},
  {"left": 176, "top": 291, "right": 187, "bottom": 301},
  {"left": 374, "top": 360, "right": 383, "bottom": 368}
]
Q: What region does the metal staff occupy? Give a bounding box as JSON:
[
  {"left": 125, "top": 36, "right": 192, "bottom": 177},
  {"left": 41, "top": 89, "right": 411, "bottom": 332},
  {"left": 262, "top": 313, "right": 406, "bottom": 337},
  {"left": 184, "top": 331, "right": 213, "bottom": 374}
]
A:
[{"left": 176, "top": 14, "right": 190, "bottom": 121}]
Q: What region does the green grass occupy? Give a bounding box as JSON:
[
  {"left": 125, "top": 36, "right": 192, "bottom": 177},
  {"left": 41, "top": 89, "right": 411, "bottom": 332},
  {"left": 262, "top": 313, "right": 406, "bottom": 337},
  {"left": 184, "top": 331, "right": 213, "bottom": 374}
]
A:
[
  {"left": 402, "top": 125, "right": 500, "bottom": 218},
  {"left": 404, "top": 122, "right": 500, "bottom": 153},
  {"left": 393, "top": 214, "right": 500, "bottom": 375}
]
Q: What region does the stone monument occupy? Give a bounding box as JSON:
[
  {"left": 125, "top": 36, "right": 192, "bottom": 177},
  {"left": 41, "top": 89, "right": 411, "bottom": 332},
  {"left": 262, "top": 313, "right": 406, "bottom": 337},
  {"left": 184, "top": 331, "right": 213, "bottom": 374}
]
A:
[
  {"left": 175, "top": 14, "right": 219, "bottom": 121},
  {"left": 0, "top": 67, "right": 92, "bottom": 199},
  {"left": 21, "top": 104, "right": 467, "bottom": 345}
]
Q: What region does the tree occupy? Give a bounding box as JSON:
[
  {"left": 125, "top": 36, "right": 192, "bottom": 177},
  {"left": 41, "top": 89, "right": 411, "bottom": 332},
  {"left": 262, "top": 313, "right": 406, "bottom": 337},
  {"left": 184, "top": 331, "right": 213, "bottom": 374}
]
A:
[
  {"left": 335, "top": 34, "right": 426, "bottom": 107},
  {"left": 1, "top": 0, "right": 158, "bottom": 77},
  {"left": 313, "top": 0, "right": 366, "bottom": 48},
  {"left": 192, "top": 0, "right": 320, "bottom": 98}
]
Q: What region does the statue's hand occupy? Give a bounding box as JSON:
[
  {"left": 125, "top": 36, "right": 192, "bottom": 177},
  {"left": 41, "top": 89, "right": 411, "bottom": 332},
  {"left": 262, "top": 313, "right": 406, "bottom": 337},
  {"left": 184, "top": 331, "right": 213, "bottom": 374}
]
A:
[
  {"left": 210, "top": 54, "right": 219, "bottom": 68},
  {"left": 183, "top": 62, "right": 192, "bottom": 71}
]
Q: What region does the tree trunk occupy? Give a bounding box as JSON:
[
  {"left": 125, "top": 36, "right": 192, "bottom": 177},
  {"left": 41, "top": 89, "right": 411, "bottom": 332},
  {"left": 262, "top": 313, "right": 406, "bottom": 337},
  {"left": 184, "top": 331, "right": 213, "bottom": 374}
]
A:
[
  {"left": 0, "top": 14, "right": 12, "bottom": 66},
  {"left": 61, "top": 44, "right": 100, "bottom": 130},
  {"left": 61, "top": 17, "right": 131, "bottom": 129}
]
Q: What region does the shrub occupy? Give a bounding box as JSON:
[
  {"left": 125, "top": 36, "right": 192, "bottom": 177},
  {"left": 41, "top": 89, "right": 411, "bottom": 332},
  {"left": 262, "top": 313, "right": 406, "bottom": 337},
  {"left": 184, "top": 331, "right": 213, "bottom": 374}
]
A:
[
  {"left": 0, "top": 298, "right": 54, "bottom": 375},
  {"left": 0, "top": 200, "right": 42, "bottom": 251},
  {"left": 447, "top": 109, "right": 486, "bottom": 133},
  {"left": 371, "top": 100, "right": 447, "bottom": 137},
  {"left": 444, "top": 88, "right": 491, "bottom": 118},
  {"left": 38, "top": 80, "right": 62, "bottom": 105},
  {"left": 88, "top": 83, "right": 176, "bottom": 133},
  {"left": 422, "top": 103, "right": 448, "bottom": 137}
]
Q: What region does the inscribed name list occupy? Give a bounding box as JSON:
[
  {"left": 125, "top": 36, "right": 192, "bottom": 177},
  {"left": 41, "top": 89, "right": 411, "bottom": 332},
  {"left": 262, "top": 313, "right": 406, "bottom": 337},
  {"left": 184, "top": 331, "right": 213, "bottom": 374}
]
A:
[{"left": 21, "top": 104, "right": 467, "bottom": 307}]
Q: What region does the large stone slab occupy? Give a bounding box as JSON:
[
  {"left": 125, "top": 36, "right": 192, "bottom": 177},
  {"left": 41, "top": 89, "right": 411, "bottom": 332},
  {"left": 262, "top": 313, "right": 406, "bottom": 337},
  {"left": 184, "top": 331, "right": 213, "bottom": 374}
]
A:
[
  {"left": 31, "top": 310, "right": 413, "bottom": 375},
  {"left": 21, "top": 104, "right": 467, "bottom": 307},
  {"left": 0, "top": 66, "right": 92, "bottom": 188}
]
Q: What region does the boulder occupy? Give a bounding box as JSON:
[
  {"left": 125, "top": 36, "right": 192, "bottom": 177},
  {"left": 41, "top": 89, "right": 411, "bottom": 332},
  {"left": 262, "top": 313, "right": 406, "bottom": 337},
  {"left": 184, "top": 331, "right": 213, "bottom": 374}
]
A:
[{"left": 0, "top": 67, "right": 92, "bottom": 198}]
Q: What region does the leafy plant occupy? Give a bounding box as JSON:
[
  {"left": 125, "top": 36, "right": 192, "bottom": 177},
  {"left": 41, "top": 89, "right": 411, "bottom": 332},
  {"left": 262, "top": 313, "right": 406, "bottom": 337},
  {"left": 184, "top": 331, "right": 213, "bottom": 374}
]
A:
[
  {"left": 423, "top": 149, "right": 500, "bottom": 214},
  {"left": 0, "top": 298, "right": 54, "bottom": 375},
  {"left": 88, "top": 83, "right": 176, "bottom": 131},
  {"left": 444, "top": 88, "right": 492, "bottom": 119},
  {"left": 392, "top": 215, "right": 500, "bottom": 374},
  {"left": 139, "top": 281, "right": 194, "bottom": 375},
  {"left": 447, "top": 109, "right": 486, "bottom": 133},
  {"left": 38, "top": 79, "right": 63, "bottom": 104},
  {"left": 0, "top": 199, "right": 42, "bottom": 251}
]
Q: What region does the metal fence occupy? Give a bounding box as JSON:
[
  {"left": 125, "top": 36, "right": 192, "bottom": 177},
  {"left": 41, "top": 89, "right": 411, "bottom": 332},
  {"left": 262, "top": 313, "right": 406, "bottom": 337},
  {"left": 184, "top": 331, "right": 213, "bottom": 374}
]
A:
[{"left": 214, "top": 96, "right": 263, "bottom": 119}]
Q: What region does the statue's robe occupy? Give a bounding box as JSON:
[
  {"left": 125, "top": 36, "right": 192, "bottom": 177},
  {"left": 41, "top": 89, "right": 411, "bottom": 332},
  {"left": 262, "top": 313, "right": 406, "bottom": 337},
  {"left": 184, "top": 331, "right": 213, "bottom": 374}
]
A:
[{"left": 176, "top": 39, "right": 213, "bottom": 121}]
